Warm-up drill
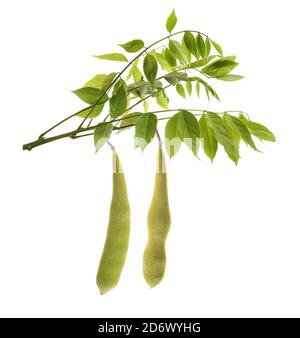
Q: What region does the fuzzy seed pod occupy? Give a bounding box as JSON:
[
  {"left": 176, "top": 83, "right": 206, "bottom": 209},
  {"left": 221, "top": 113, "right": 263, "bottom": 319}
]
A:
[
  {"left": 143, "top": 146, "right": 171, "bottom": 288},
  {"left": 96, "top": 151, "right": 130, "bottom": 294}
]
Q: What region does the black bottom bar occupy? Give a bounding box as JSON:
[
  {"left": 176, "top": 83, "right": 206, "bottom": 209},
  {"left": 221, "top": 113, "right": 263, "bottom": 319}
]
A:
[{"left": 0, "top": 318, "right": 299, "bottom": 336}]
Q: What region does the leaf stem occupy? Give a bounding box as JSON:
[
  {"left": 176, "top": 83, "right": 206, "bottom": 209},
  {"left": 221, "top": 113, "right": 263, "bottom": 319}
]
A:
[
  {"left": 107, "top": 141, "right": 115, "bottom": 151},
  {"left": 156, "top": 129, "right": 162, "bottom": 146}
]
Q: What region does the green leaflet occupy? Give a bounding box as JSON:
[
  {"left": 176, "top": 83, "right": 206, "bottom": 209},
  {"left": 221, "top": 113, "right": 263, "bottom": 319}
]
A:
[
  {"left": 196, "top": 81, "right": 200, "bottom": 97},
  {"left": 76, "top": 104, "right": 104, "bottom": 119},
  {"left": 202, "top": 60, "right": 238, "bottom": 77},
  {"left": 169, "top": 40, "right": 188, "bottom": 65},
  {"left": 127, "top": 64, "right": 143, "bottom": 83},
  {"left": 178, "top": 110, "right": 200, "bottom": 157},
  {"left": 196, "top": 33, "right": 205, "bottom": 59},
  {"left": 186, "top": 81, "right": 192, "bottom": 96},
  {"left": 165, "top": 110, "right": 200, "bottom": 157},
  {"left": 119, "top": 39, "right": 144, "bottom": 53},
  {"left": 110, "top": 82, "right": 127, "bottom": 118},
  {"left": 143, "top": 100, "right": 149, "bottom": 112},
  {"left": 205, "top": 112, "right": 239, "bottom": 164},
  {"left": 211, "top": 40, "right": 223, "bottom": 55},
  {"left": 216, "top": 74, "right": 244, "bottom": 81},
  {"left": 101, "top": 72, "right": 117, "bottom": 91},
  {"left": 189, "top": 57, "right": 214, "bottom": 68},
  {"left": 164, "top": 71, "right": 187, "bottom": 85},
  {"left": 151, "top": 51, "right": 173, "bottom": 73},
  {"left": 94, "top": 123, "right": 114, "bottom": 153},
  {"left": 202, "top": 57, "right": 238, "bottom": 77},
  {"left": 163, "top": 48, "right": 177, "bottom": 67},
  {"left": 156, "top": 90, "right": 169, "bottom": 109},
  {"left": 134, "top": 113, "right": 157, "bottom": 150},
  {"left": 212, "top": 55, "right": 236, "bottom": 62},
  {"left": 143, "top": 54, "right": 158, "bottom": 85},
  {"left": 74, "top": 73, "right": 111, "bottom": 114},
  {"left": 165, "top": 113, "right": 181, "bottom": 157},
  {"left": 199, "top": 115, "right": 218, "bottom": 161},
  {"left": 176, "top": 83, "right": 186, "bottom": 99},
  {"left": 224, "top": 114, "right": 258, "bottom": 150},
  {"left": 239, "top": 115, "right": 276, "bottom": 142},
  {"left": 182, "top": 39, "right": 192, "bottom": 64},
  {"left": 112, "top": 79, "right": 127, "bottom": 95},
  {"left": 150, "top": 91, "right": 160, "bottom": 98},
  {"left": 119, "top": 112, "right": 143, "bottom": 131},
  {"left": 183, "top": 32, "right": 197, "bottom": 58},
  {"left": 126, "top": 59, "right": 140, "bottom": 81},
  {"left": 72, "top": 87, "right": 109, "bottom": 105},
  {"left": 196, "top": 77, "right": 220, "bottom": 101},
  {"left": 166, "top": 9, "right": 177, "bottom": 33},
  {"left": 128, "top": 79, "right": 147, "bottom": 97},
  {"left": 133, "top": 66, "right": 142, "bottom": 82},
  {"left": 224, "top": 116, "right": 241, "bottom": 157},
  {"left": 94, "top": 53, "right": 128, "bottom": 62},
  {"left": 83, "top": 74, "right": 107, "bottom": 89},
  {"left": 207, "top": 87, "right": 219, "bottom": 101},
  {"left": 204, "top": 38, "right": 211, "bottom": 59}
]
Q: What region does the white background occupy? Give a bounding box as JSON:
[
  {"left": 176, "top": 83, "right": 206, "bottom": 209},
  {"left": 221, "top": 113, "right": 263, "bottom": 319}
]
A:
[{"left": 0, "top": 0, "right": 299, "bottom": 318}]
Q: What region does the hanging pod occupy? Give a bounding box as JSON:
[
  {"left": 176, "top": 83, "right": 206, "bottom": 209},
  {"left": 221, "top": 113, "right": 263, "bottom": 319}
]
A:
[
  {"left": 143, "top": 146, "right": 171, "bottom": 288},
  {"left": 96, "top": 150, "right": 130, "bottom": 294}
]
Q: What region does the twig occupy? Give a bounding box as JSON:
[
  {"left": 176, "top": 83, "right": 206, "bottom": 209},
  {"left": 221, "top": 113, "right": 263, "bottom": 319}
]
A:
[{"left": 23, "top": 110, "right": 245, "bottom": 151}]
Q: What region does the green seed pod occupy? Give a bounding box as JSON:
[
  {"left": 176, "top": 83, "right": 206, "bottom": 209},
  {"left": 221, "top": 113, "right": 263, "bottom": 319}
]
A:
[
  {"left": 143, "top": 146, "right": 171, "bottom": 288},
  {"left": 96, "top": 151, "right": 130, "bottom": 295}
]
